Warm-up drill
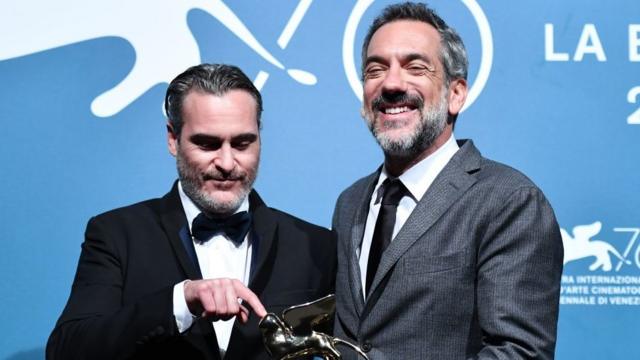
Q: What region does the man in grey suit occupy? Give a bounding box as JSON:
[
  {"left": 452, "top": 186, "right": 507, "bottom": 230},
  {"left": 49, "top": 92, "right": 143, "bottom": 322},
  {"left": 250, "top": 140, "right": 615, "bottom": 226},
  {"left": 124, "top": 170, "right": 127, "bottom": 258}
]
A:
[{"left": 332, "top": 3, "right": 564, "bottom": 359}]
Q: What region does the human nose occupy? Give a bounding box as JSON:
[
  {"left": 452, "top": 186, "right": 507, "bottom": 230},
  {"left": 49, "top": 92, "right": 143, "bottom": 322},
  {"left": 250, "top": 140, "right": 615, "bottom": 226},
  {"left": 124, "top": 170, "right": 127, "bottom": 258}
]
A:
[
  {"left": 380, "top": 64, "right": 407, "bottom": 93},
  {"left": 214, "top": 144, "right": 235, "bottom": 173}
]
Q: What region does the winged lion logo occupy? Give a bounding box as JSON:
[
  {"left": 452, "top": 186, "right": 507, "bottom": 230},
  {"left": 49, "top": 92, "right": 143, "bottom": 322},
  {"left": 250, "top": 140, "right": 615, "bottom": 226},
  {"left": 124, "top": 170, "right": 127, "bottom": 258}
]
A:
[{"left": 561, "top": 221, "right": 631, "bottom": 271}]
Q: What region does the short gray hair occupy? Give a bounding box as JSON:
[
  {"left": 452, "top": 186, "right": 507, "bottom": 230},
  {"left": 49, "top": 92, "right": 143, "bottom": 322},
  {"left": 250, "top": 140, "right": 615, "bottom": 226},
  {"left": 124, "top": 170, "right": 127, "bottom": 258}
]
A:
[{"left": 361, "top": 2, "right": 468, "bottom": 85}]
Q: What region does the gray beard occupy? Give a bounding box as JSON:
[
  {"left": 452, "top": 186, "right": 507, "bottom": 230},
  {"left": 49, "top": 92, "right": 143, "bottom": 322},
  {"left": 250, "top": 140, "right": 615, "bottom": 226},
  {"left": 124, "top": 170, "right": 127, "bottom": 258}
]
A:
[
  {"left": 368, "top": 92, "right": 449, "bottom": 159},
  {"left": 176, "top": 149, "right": 256, "bottom": 217}
]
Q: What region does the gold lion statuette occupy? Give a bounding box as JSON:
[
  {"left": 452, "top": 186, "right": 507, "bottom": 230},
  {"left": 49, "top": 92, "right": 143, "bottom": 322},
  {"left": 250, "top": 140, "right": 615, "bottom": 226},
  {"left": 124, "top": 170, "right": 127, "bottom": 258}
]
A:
[{"left": 259, "top": 294, "right": 369, "bottom": 360}]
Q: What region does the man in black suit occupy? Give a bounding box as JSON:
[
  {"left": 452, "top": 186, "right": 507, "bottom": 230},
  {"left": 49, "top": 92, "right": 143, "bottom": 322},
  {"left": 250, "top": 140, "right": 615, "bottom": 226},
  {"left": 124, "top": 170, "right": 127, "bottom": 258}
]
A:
[{"left": 47, "top": 64, "right": 336, "bottom": 360}]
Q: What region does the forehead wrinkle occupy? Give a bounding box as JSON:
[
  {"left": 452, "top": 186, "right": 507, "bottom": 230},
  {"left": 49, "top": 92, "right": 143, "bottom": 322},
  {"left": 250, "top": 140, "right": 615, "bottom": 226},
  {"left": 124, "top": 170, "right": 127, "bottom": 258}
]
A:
[
  {"left": 365, "top": 51, "right": 436, "bottom": 67},
  {"left": 403, "top": 52, "right": 435, "bottom": 65}
]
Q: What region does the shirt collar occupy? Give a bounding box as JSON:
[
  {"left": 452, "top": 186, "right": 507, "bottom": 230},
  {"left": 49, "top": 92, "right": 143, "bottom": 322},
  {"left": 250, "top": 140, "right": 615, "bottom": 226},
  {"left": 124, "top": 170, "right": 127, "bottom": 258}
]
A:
[
  {"left": 376, "top": 134, "right": 459, "bottom": 203},
  {"left": 178, "top": 181, "right": 250, "bottom": 234}
]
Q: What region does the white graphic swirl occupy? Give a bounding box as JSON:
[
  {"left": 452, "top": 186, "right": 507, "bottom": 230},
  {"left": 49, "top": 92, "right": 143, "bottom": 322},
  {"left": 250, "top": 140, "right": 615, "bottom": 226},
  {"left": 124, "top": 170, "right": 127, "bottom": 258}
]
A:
[{"left": 0, "top": 0, "right": 316, "bottom": 117}]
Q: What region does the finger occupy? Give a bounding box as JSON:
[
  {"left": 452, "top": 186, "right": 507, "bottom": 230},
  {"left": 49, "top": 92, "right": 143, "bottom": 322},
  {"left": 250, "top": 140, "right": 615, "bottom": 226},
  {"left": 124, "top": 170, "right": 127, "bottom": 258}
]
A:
[
  {"left": 211, "top": 279, "right": 228, "bottom": 317},
  {"left": 191, "top": 282, "right": 216, "bottom": 317},
  {"left": 225, "top": 285, "right": 241, "bottom": 316},
  {"left": 238, "top": 303, "right": 250, "bottom": 323},
  {"left": 232, "top": 280, "right": 267, "bottom": 318}
]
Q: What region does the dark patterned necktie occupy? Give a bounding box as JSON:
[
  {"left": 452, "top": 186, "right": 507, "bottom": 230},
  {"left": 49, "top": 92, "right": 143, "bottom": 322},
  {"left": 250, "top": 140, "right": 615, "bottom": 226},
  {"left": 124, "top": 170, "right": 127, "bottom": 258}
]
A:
[
  {"left": 366, "top": 178, "right": 407, "bottom": 295},
  {"left": 191, "top": 211, "right": 252, "bottom": 245}
]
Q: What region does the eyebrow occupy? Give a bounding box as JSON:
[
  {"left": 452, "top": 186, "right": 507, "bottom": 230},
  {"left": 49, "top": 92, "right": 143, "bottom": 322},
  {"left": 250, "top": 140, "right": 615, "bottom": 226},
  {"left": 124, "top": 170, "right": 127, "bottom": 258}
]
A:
[
  {"left": 231, "top": 133, "right": 258, "bottom": 143},
  {"left": 364, "top": 52, "right": 435, "bottom": 67},
  {"left": 364, "top": 55, "right": 388, "bottom": 68},
  {"left": 189, "top": 132, "right": 258, "bottom": 143},
  {"left": 189, "top": 134, "right": 221, "bottom": 144}
]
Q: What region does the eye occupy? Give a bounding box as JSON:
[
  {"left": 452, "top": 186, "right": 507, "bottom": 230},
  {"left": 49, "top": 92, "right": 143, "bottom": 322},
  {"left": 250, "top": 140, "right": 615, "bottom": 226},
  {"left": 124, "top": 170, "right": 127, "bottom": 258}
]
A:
[
  {"left": 189, "top": 135, "right": 222, "bottom": 151},
  {"left": 406, "top": 63, "right": 429, "bottom": 76},
  {"left": 364, "top": 65, "right": 386, "bottom": 79},
  {"left": 232, "top": 140, "right": 251, "bottom": 151},
  {"left": 197, "top": 141, "right": 221, "bottom": 151},
  {"left": 231, "top": 134, "right": 257, "bottom": 150}
]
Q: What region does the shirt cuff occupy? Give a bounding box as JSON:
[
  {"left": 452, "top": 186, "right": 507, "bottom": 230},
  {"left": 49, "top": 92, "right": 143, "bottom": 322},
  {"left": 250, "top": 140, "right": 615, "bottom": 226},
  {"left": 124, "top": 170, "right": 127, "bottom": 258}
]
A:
[{"left": 173, "top": 280, "right": 195, "bottom": 333}]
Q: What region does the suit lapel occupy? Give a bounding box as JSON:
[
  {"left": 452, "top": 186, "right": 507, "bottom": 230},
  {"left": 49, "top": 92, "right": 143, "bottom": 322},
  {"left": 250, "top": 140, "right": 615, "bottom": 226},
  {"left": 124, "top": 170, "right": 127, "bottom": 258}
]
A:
[
  {"left": 157, "top": 182, "right": 219, "bottom": 359},
  {"left": 366, "top": 140, "right": 482, "bottom": 299},
  {"left": 159, "top": 182, "right": 202, "bottom": 280},
  {"left": 226, "top": 190, "right": 276, "bottom": 359},
  {"left": 246, "top": 190, "right": 277, "bottom": 291},
  {"left": 348, "top": 170, "right": 380, "bottom": 314}
]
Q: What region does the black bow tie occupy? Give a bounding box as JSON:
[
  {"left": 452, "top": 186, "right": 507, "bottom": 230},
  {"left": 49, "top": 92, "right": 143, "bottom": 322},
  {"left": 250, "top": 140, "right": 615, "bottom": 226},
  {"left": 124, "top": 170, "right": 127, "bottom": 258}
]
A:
[{"left": 191, "top": 211, "right": 252, "bottom": 245}]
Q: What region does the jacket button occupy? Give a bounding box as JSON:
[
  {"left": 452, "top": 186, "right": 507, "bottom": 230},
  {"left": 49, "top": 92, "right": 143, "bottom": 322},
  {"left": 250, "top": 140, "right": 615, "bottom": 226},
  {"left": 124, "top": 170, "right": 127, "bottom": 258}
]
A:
[{"left": 361, "top": 341, "right": 372, "bottom": 352}]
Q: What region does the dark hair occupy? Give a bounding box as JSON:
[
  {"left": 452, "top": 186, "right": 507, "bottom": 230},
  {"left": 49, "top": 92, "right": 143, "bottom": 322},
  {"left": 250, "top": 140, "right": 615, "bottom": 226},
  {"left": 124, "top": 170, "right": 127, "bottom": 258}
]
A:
[
  {"left": 361, "top": 2, "right": 468, "bottom": 84},
  {"left": 164, "top": 63, "right": 263, "bottom": 136}
]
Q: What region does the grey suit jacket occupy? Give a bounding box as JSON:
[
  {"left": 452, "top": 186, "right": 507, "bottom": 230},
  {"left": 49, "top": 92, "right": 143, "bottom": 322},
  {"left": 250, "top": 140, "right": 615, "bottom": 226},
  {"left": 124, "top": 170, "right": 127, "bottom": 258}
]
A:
[{"left": 332, "top": 140, "right": 563, "bottom": 360}]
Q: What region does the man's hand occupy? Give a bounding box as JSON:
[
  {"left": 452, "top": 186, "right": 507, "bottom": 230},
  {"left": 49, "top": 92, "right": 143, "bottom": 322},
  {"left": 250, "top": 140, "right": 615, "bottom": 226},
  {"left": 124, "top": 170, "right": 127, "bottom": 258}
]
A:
[{"left": 184, "top": 278, "right": 267, "bottom": 323}]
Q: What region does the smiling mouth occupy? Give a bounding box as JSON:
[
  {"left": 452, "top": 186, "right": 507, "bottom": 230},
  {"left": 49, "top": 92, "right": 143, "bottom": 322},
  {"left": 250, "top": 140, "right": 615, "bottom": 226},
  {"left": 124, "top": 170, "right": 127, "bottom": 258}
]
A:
[
  {"left": 382, "top": 105, "right": 415, "bottom": 115},
  {"left": 372, "top": 92, "right": 422, "bottom": 116}
]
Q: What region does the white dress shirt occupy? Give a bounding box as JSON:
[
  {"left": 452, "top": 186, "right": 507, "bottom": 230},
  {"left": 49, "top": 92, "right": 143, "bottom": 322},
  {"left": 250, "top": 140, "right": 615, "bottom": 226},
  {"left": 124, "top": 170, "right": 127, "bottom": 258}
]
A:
[
  {"left": 172, "top": 182, "right": 252, "bottom": 358},
  {"left": 358, "top": 135, "right": 459, "bottom": 298}
]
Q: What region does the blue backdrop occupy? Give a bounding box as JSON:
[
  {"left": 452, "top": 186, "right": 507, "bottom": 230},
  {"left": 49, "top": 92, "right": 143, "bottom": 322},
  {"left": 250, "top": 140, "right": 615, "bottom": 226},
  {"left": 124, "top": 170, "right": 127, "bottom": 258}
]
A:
[{"left": 1, "top": 1, "right": 639, "bottom": 358}]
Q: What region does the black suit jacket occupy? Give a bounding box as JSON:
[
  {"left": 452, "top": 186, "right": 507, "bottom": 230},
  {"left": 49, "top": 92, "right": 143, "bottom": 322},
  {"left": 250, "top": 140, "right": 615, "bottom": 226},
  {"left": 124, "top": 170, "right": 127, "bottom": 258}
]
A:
[{"left": 47, "top": 183, "right": 336, "bottom": 360}]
